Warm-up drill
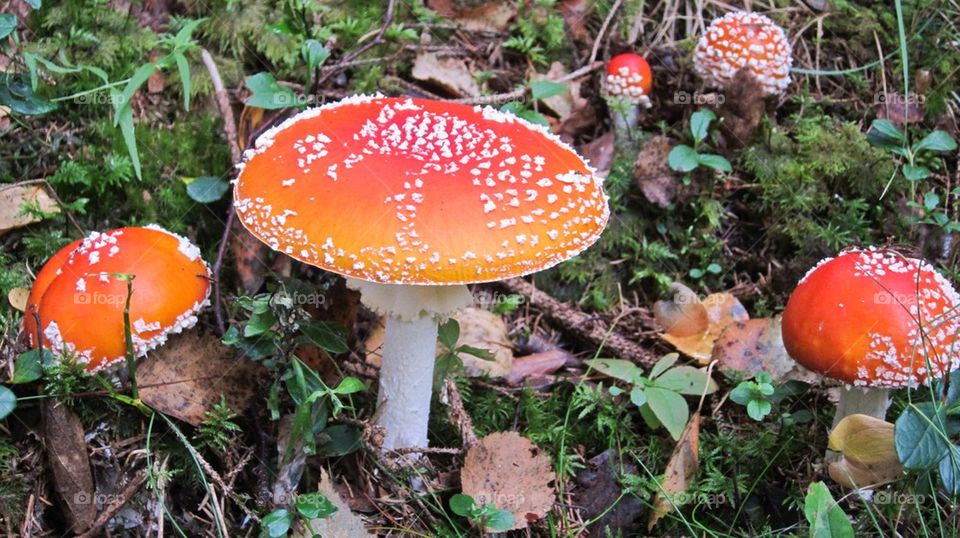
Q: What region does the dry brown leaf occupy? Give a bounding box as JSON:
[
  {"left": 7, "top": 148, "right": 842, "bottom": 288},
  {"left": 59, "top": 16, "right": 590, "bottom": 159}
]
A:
[
  {"left": 877, "top": 92, "right": 924, "bottom": 127},
  {"left": 7, "top": 287, "right": 28, "bottom": 312},
  {"left": 558, "top": 0, "right": 592, "bottom": 42},
  {"left": 231, "top": 221, "right": 271, "bottom": 294},
  {"left": 653, "top": 283, "right": 709, "bottom": 337},
  {"left": 139, "top": 332, "right": 259, "bottom": 426},
  {"left": 712, "top": 317, "right": 818, "bottom": 383},
  {"left": 634, "top": 136, "right": 678, "bottom": 208},
  {"left": 578, "top": 132, "right": 615, "bottom": 178},
  {"left": 293, "top": 469, "right": 374, "bottom": 537},
  {"left": 461, "top": 431, "right": 555, "bottom": 531},
  {"left": 504, "top": 349, "right": 572, "bottom": 386},
  {"left": 43, "top": 399, "right": 96, "bottom": 533},
  {"left": 366, "top": 308, "right": 514, "bottom": 377},
  {"left": 659, "top": 290, "right": 748, "bottom": 364},
  {"left": 0, "top": 184, "right": 59, "bottom": 236},
  {"left": 411, "top": 52, "right": 480, "bottom": 98},
  {"left": 648, "top": 413, "right": 701, "bottom": 529},
  {"left": 455, "top": 3, "right": 516, "bottom": 32},
  {"left": 716, "top": 68, "right": 766, "bottom": 149},
  {"left": 573, "top": 450, "right": 645, "bottom": 536}
]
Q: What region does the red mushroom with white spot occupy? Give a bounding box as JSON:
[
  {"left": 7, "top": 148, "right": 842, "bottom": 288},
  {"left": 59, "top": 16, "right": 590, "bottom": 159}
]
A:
[
  {"left": 234, "top": 95, "right": 609, "bottom": 452},
  {"left": 603, "top": 52, "right": 653, "bottom": 136},
  {"left": 694, "top": 11, "right": 792, "bottom": 97},
  {"left": 782, "top": 248, "right": 960, "bottom": 438},
  {"left": 24, "top": 226, "right": 211, "bottom": 372}
]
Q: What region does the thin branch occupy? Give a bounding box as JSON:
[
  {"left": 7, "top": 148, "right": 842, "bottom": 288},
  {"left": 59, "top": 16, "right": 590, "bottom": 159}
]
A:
[
  {"left": 450, "top": 61, "right": 603, "bottom": 105},
  {"left": 314, "top": 0, "right": 398, "bottom": 88}
]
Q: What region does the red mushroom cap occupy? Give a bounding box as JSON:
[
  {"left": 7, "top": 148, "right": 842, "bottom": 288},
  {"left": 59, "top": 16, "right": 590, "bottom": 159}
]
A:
[
  {"left": 28, "top": 226, "right": 211, "bottom": 371},
  {"left": 605, "top": 53, "right": 653, "bottom": 106},
  {"left": 693, "top": 11, "right": 792, "bottom": 96},
  {"left": 23, "top": 237, "right": 82, "bottom": 344},
  {"left": 782, "top": 248, "right": 960, "bottom": 387},
  {"left": 233, "top": 96, "right": 609, "bottom": 285}
]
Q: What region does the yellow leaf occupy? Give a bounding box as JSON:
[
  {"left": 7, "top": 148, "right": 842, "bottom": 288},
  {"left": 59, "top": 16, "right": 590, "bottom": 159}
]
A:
[
  {"left": 828, "top": 414, "right": 899, "bottom": 467},
  {"left": 648, "top": 413, "right": 700, "bottom": 529},
  {"left": 656, "top": 283, "right": 748, "bottom": 364}
]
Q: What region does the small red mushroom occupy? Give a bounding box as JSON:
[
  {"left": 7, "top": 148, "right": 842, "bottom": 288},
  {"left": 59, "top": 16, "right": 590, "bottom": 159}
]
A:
[
  {"left": 782, "top": 248, "right": 960, "bottom": 435},
  {"left": 694, "top": 11, "right": 792, "bottom": 96},
  {"left": 234, "top": 96, "right": 610, "bottom": 451},
  {"left": 25, "top": 226, "right": 211, "bottom": 372},
  {"left": 603, "top": 52, "right": 653, "bottom": 137}
]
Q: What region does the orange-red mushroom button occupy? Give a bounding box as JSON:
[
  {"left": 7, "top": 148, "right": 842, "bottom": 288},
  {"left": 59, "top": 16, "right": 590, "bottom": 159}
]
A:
[
  {"left": 25, "top": 226, "right": 211, "bottom": 372},
  {"left": 605, "top": 53, "right": 653, "bottom": 107},
  {"left": 694, "top": 11, "right": 792, "bottom": 96},
  {"left": 782, "top": 248, "right": 960, "bottom": 388}
]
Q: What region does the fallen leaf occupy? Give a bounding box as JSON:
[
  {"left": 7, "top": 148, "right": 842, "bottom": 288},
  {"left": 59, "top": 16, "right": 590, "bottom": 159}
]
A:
[
  {"left": 827, "top": 415, "right": 903, "bottom": 488},
  {"left": 573, "top": 449, "right": 644, "bottom": 536},
  {"left": 877, "top": 92, "right": 924, "bottom": 127},
  {"left": 578, "top": 132, "right": 615, "bottom": 178},
  {"left": 657, "top": 287, "right": 748, "bottom": 364},
  {"left": 43, "top": 399, "right": 96, "bottom": 533},
  {"left": 139, "top": 332, "right": 260, "bottom": 426},
  {"left": 712, "top": 317, "right": 818, "bottom": 383},
  {"left": 558, "top": 0, "right": 592, "bottom": 43},
  {"left": 366, "top": 308, "right": 514, "bottom": 378},
  {"left": 8, "top": 287, "right": 28, "bottom": 312},
  {"left": 147, "top": 50, "right": 165, "bottom": 93},
  {"left": 293, "top": 469, "right": 374, "bottom": 537},
  {"left": 461, "top": 431, "right": 555, "bottom": 531},
  {"left": 716, "top": 68, "right": 766, "bottom": 148},
  {"left": 0, "top": 183, "right": 59, "bottom": 236},
  {"left": 455, "top": 3, "right": 516, "bottom": 32},
  {"left": 231, "top": 221, "right": 271, "bottom": 294},
  {"left": 648, "top": 413, "right": 701, "bottom": 529},
  {"left": 505, "top": 349, "right": 572, "bottom": 386},
  {"left": 653, "top": 283, "right": 709, "bottom": 337},
  {"left": 634, "top": 136, "right": 678, "bottom": 207},
  {"left": 411, "top": 52, "right": 480, "bottom": 98}
]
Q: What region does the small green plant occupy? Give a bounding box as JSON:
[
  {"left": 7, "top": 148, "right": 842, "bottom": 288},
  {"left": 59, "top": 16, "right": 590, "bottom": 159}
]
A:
[
  {"left": 261, "top": 492, "right": 337, "bottom": 538},
  {"left": 894, "top": 369, "right": 960, "bottom": 495},
  {"left": 804, "top": 481, "right": 854, "bottom": 537},
  {"left": 668, "top": 110, "right": 732, "bottom": 175},
  {"left": 449, "top": 493, "right": 515, "bottom": 533},
  {"left": 196, "top": 396, "right": 242, "bottom": 454},
  {"left": 867, "top": 118, "right": 957, "bottom": 191},
  {"left": 729, "top": 372, "right": 776, "bottom": 421},
  {"left": 587, "top": 353, "right": 717, "bottom": 440},
  {"left": 434, "top": 319, "right": 496, "bottom": 390}
]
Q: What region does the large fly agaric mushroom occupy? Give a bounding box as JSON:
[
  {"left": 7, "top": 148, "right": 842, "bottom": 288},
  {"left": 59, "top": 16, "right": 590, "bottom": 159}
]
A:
[
  {"left": 782, "top": 248, "right": 960, "bottom": 432},
  {"left": 603, "top": 52, "right": 653, "bottom": 135},
  {"left": 693, "top": 11, "right": 792, "bottom": 97},
  {"left": 24, "top": 226, "right": 211, "bottom": 372},
  {"left": 234, "top": 95, "right": 609, "bottom": 451}
]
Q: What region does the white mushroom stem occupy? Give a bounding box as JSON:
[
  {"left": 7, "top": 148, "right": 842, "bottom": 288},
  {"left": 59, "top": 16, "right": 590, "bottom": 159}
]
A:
[
  {"left": 346, "top": 279, "right": 473, "bottom": 452},
  {"left": 827, "top": 386, "right": 892, "bottom": 462},
  {"left": 610, "top": 105, "right": 639, "bottom": 140}
]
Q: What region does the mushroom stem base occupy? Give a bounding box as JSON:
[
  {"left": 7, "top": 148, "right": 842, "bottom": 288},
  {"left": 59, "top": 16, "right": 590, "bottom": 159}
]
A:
[
  {"left": 376, "top": 314, "right": 439, "bottom": 452},
  {"left": 611, "top": 106, "right": 639, "bottom": 139},
  {"left": 827, "top": 386, "right": 891, "bottom": 462}
]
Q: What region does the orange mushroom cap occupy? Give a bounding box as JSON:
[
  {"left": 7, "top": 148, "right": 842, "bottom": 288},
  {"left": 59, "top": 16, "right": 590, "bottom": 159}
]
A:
[
  {"left": 27, "top": 226, "right": 211, "bottom": 371},
  {"left": 693, "top": 11, "right": 792, "bottom": 96},
  {"left": 781, "top": 248, "right": 960, "bottom": 387},
  {"left": 233, "top": 96, "right": 609, "bottom": 285},
  {"left": 605, "top": 53, "right": 653, "bottom": 106},
  {"left": 23, "top": 237, "right": 82, "bottom": 345}
]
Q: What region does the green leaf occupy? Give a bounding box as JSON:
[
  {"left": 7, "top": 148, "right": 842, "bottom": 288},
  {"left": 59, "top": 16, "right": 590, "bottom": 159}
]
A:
[
  {"left": 245, "top": 72, "right": 298, "bottom": 110},
  {"left": 300, "top": 321, "right": 349, "bottom": 354},
  {"left": 0, "top": 14, "right": 17, "bottom": 39},
  {"left": 316, "top": 424, "right": 361, "bottom": 457},
  {"left": 174, "top": 53, "right": 191, "bottom": 111},
  {"left": 938, "top": 444, "right": 960, "bottom": 496},
  {"left": 689, "top": 109, "right": 716, "bottom": 144},
  {"left": 172, "top": 18, "right": 205, "bottom": 48},
  {"left": 0, "top": 74, "right": 57, "bottom": 115},
  {"left": 896, "top": 403, "right": 951, "bottom": 470},
  {"left": 668, "top": 145, "right": 700, "bottom": 173},
  {"left": 244, "top": 310, "right": 277, "bottom": 337},
  {"left": 24, "top": 0, "right": 41, "bottom": 9},
  {"left": 629, "top": 386, "right": 647, "bottom": 407},
  {"left": 113, "top": 94, "right": 142, "bottom": 180},
  {"left": 867, "top": 119, "right": 906, "bottom": 148},
  {"left": 450, "top": 494, "right": 476, "bottom": 516},
  {"left": 649, "top": 353, "right": 679, "bottom": 379},
  {"left": 729, "top": 382, "right": 754, "bottom": 406},
  {"left": 0, "top": 387, "right": 15, "bottom": 420},
  {"left": 295, "top": 492, "right": 337, "bottom": 519},
  {"left": 923, "top": 191, "right": 940, "bottom": 211},
  {"left": 697, "top": 153, "right": 732, "bottom": 173},
  {"left": 653, "top": 366, "right": 718, "bottom": 395},
  {"left": 302, "top": 39, "right": 330, "bottom": 71},
  {"left": 438, "top": 319, "right": 460, "bottom": 349},
  {"left": 332, "top": 376, "right": 364, "bottom": 395},
  {"left": 116, "top": 63, "right": 157, "bottom": 123},
  {"left": 645, "top": 386, "right": 689, "bottom": 440},
  {"left": 261, "top": 508, "right": 294, "bottom": 538},
  {"left": 804, "top": 481, "right": 854, "bottom": 538},
  {"left": 185, "top": 176, "right": 229, "bottom": 203},
  {"left": 587, "top": 358, "right": 642, "bottom": 384},
  {"left": 530, "top": 80, "right": 568, "bottom": 100},
  {"left": 903, "top": 164, "right": 931, "bottom": 181},
  {"left": 484, "top": 508, "right": 515, "bottom": 532},
  {"left": 746, "top": 399, "right": 772, "bottom": 421},
  {"left": 706, "top": 262, "right": 723, "bottom": 274},
  {"left": 913, "top": 130, "right": 957, "bottom": 153},
  {"left": 12, "top": 349, "right": 46, "bottom": 384},
  {"left": 457, "top": 345, "right": 496, "bottom": 361}
]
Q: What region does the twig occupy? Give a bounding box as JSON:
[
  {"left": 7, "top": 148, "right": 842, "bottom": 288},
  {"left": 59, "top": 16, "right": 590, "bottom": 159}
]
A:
[
  {"left": 443, "top": 378, "right": 478, "bottom": 449},
  {"left": 497, "top": 278, "right": 658, "bottom": 367},
  {"left": 200, "top": 49, "right": 242, "bottom": 336},
  {"left": 76, "top": 471, "right": 148, "bottom": 538},
  {"left": 314, "top": 0, "right": 398, "bottom": 88},
  {"left": 590, "top": 0, "right": 622, "bottom": 64},
  {"left": 450, "top": 61, "right": 604, "bottom": 105}
]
